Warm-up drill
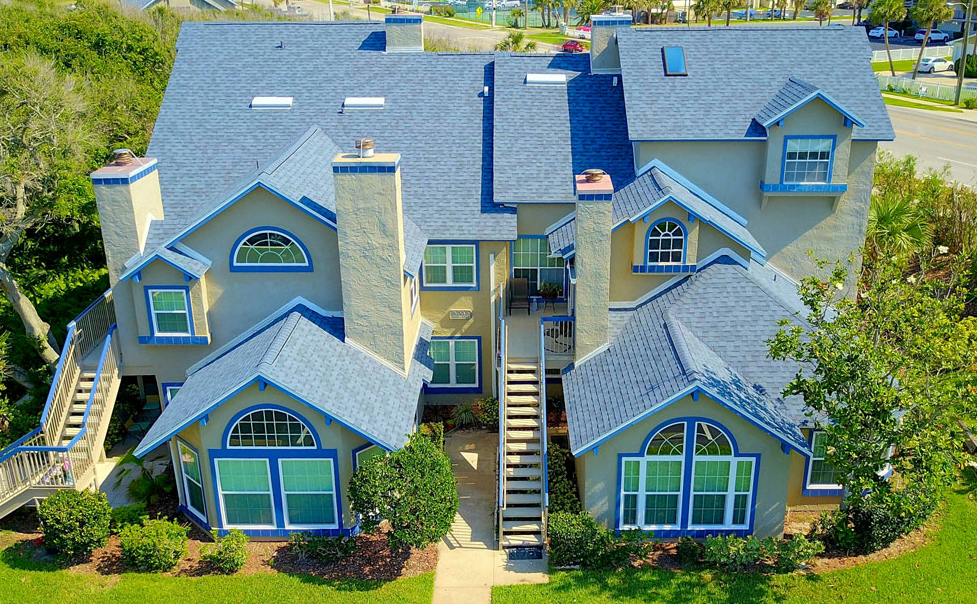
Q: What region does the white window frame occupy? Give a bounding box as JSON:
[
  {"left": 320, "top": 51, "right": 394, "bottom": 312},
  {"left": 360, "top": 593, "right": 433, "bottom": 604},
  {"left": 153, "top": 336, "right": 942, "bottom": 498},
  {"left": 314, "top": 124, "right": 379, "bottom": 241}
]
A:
[
  {"left": 512, "top": 237, "right": 565, "bottom": 296},
  {"left": 226, "top": 408, "right": 316, "bottom": 449},
  {"left": 215, "top": 458, "right": 277, "bottom": 530},
  {"left": 177, "top": 440, "right": 206, "bottom": 520},
  {"left": 688, "top": 423, "right": 754, "bottom": 530},
  {"left": 783, "top": 137, "right": 833, "bottom": 184},
  {"left": 147, "top": 288, "right": 192, "bottom": 336},
  {"left": 422, "top": 244, "right": 476, "bottom": 287},
  {"left": 429, "top": 339, "right": 479, "bottom": 388},
  {"left": 619, "top": 422, "right": 685, "bottom": 531},
  {"left": 410, "top": 275, "right": 419, "bottom": 315},
  {"left": 164, "top": 385, "right": 182, "bottom": 406},
  {"left": 232, "top": 229, "right": 309, "bottom": 267},
  {"left": 278, "top": 458, "right": 339, "bottom": 530},
  {"left": 805, "top": 430, "right": 842, "bottom": 490},
  {"left": 646, "top": 221, "right": 685, "bottom": 265}
]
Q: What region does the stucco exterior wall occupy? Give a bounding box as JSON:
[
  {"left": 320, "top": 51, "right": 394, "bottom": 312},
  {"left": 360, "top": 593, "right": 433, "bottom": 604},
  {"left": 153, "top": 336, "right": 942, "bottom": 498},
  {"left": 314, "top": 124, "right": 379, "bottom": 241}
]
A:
[
  {"left": 129, "top": 260, "right": 210, "bottom": 339},
  {"left": 627, "top": 201, "right": 700, "bottom": 266},
  {"left": 95, "top": 170, "right": 164, "bottom": 284},
  {"left": 574, "top": 198, "right": 612, "bottom": 360},
  {"left": 761, "top": 98, "right": 852, "bottom": 187},
  {"left": 575, "top": 394, "right": 792, "bottom": 539},
  {"left": 516, "top": 204, "right": 575, "bottom": 236}
]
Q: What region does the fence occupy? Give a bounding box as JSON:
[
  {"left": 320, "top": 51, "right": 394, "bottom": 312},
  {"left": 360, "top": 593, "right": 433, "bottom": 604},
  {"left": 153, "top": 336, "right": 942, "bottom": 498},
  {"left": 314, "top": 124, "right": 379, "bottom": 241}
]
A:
[
  {"left": 871, "top": 45, "right": 953, "bottom": 64},
  {"left": 877, "top": 74, "right": 977, "bottom": 103}
]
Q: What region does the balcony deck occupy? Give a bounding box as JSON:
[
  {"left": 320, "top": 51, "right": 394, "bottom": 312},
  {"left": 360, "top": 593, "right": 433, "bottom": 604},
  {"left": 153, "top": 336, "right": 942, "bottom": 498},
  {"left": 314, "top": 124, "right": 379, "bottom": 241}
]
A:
[{"left": 503, "top": 302, "right": 573, "bottom": 369}]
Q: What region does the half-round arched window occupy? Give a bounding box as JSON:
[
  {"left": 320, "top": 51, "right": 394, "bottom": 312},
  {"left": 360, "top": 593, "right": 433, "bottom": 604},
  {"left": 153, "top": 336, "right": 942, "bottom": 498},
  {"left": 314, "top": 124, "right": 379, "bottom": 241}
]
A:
[
  {"left": 646, "top": 220, "right": 685, "bottom": 265},
  {"left": 231, "top": 228, "right": 312, "bottom": 271},
  {"left": 227, "top": 408, "right": 316, "bottom": 448}
]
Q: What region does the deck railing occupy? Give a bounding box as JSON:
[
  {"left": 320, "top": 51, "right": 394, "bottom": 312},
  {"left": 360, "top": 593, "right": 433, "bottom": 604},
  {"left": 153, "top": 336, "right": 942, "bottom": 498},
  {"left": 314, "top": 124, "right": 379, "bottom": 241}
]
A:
[
  {"left": 497, "top": 319, "right": 508, "bottom": 549},
  {"left": 538, "top": 319, "right": 549, "bottom": 540},
  {"left": 541, "top": 316, "right": 574, "bottom": 358}
]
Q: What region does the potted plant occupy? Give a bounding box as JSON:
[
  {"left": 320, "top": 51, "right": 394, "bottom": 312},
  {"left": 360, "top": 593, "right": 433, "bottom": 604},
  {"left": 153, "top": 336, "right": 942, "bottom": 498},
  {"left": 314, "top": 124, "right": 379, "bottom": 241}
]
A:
[{"left": 539, "top": 281, "right": 561, "bottom": 301}]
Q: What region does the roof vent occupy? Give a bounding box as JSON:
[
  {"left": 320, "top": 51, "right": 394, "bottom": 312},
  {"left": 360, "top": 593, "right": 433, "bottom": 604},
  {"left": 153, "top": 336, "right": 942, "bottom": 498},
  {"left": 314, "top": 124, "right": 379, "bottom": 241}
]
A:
[
  {"left": 525, "top": 73, "right": 567, "bottom": 87},
  {"left": 250, "top": 96, "right": 293, "bottom": 109},
  {"left": 112, "top": 148, "right": 135, "bottom": 165},
  {"left": 583, "top": 168, "right": 606, "bottom": 183},
  {"left": 355, "top": 138, "right": 375, "bottom": 158},
  {"left": 343, "top": 97, "right": 385, "bottom": 111}
]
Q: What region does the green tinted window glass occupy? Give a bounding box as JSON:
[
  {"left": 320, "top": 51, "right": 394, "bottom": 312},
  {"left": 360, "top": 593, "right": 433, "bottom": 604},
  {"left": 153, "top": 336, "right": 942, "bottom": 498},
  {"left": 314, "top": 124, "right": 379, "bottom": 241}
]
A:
[
  {"left": 281, "top": 459, "right": 333, "bottom": 492},
  {"left": 623, "top": 460, "right": 640, "bottom": 492},
  {"left": 691, "top": 494, "right": 726, "bottom": 525},
  {"left": 643, "top": 494, "right": 679, "bottom": 525},
  {"left": 693, "top": 460, "right": 730, "bottom": 492},
  {"left": 645, "top": 460, "right": 682, "bottom": 492},
  {"left": 623, "top": 493, "right": 638, "bottom": 525},
  {"left": 735, "top": 460, "right": 753, "bottom": 492}
]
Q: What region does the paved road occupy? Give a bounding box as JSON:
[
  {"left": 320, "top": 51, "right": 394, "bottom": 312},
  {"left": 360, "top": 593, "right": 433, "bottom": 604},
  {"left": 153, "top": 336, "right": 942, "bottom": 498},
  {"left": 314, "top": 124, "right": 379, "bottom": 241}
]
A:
[{"left": 881, "top": 106, "right": 977, "bottom": 184}]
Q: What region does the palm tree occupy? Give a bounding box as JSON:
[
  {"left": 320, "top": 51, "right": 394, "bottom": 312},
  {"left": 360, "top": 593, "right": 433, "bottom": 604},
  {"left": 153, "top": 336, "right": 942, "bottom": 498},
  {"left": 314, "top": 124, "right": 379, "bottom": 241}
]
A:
[
  {"left": 866, "top": 195, "right": 931, "bottom": 263},
  {"left": 508, "top": 7, "right": 525, "bottom": 27},
  {"left": 910, "top": 0, "right": 955, "bottom": 80},
  {"left": 813, "top": 0, "right": 831, "bottom": 24},
  {"left": 651, "top": 0, "right": 674, "bottom": 23},
  {"left": 496, "top": 31, "right": 539, "bottom": 51},
  {"left": 694, "top": 0, "right": 718, "bottom": 25},
  {"left": 776, "top": 0, "right": 788, "bottom": 19},
  {"left": 790, "top": 0, "right": 803, "bottom": 19},
  {"left": 869, "top": 0, "right": 907, "bottom": 76},
  {"left": 575, "top": 0, "right": 608, "bottom": 25},
  {"left": 719, "top": 0, "right": 734, "bottom": 24},
  {"left": 560, "top": 0, "right": 580, "bottom": 26},
  {"left": 850, "top": 0, "right": 866, "bottom": 24}
]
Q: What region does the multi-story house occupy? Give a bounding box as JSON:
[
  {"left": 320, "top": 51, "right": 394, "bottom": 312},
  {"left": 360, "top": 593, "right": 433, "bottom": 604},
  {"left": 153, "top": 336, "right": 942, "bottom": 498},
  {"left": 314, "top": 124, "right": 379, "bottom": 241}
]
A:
[{"left": 0, "top": 16, "right": 892, "bottom": 552}]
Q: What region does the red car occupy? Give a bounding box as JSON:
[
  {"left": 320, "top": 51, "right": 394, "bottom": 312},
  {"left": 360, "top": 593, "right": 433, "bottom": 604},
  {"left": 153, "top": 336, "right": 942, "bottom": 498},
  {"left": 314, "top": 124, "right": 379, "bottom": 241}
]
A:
[{"left": 562, "top": 40, "right": 585, "bottom": 53}]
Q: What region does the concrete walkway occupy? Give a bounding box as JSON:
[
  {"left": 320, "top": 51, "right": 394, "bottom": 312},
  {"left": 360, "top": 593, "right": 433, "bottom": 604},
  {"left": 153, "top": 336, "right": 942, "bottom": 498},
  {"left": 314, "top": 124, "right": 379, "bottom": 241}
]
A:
[{"left": 433, "top": 431, "right": 547, "bottom": 604}]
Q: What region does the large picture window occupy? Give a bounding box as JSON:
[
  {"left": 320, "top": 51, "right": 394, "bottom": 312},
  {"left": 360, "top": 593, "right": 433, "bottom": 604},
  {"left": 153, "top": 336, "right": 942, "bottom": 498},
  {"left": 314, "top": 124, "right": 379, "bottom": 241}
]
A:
[
  {"left": 178, "top": 441, "right": 206, "bottom": 520},
  {"left": 423, "top": 244, "right": 476, "bottom": 287},
  {"left": 783, "top": 137, "right": 833, "bottom": 184},
  {"left": 216, "top": 458, "right": 275, "bottom": 528},
  {"left": 279, "top": 459, "right": 338, "bottom": 528},
  {"left": 147, "top": 288, "right": 192, "bottom": 336},
  {"left": 429, "top": 339, "right": 479, "bottom": 388},
  {"left": 512, "top": 237, "right": 564, "bottom": 296}
]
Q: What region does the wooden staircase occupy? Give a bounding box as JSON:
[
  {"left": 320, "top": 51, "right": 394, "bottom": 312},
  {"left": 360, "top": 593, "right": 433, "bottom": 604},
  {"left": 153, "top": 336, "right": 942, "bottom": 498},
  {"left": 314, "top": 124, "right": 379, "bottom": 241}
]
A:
[{"left": 500, "top": 357, "right": 545, "bottom": 550}]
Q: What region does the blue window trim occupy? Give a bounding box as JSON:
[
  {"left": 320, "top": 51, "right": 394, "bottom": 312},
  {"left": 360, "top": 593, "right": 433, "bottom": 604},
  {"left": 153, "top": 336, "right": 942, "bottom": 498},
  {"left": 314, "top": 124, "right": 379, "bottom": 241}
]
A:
[
  {"left": 780, "top": 135, "right": 837, "bottom": 185},
  {"left": 424, "top": 335, "right": 482, "bottom": 394},
  {"left": 352, "top": 441, "right": 381, "bottom": 473},
  {"left": 222, "top": 404, "right": 321, "bottom": 449},
  {"left": 420, "top": 240, "right": 480, "bottom": 291},
  {"left": 643, "top": 218, "right": 688, "bottom": 268},
  {"left": 140, "top": 285, "right": 207, "bottom": 345},
  {"left": 802, "top": 429, "right": 843, "bottom": 497},
  {"left": 162, "top": 383, "right": 184, "bottom": 407},
  {"left": 230, "top": 226, "right": 313, "bottom": 273},
  {"left": 614, "top": 416, "right": 761, "bottom": 538},
  {"left": 175, "top": 437, "right": 208, "bottom": 524}
]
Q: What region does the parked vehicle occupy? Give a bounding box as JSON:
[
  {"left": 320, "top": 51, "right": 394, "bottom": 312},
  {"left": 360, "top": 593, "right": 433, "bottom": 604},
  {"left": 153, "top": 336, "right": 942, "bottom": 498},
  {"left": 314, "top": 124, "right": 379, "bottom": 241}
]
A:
[
  {"left": 869, "top": 26, "right": 900, "bottom": 39},
  {"left": 914, "top": 30, "right": 952, "bottom": 44},
  {"left": 576, "top": 26, "right": 591, "bottom": 40},
  {"left": 731, "top": 8, "right": 755, "bottom": 18},
  {"left": 838, "top": 1, "right": 855, "bottom": 9},
  {"left": 562, "top": 39, "right": 585, "bottom": 53},
  {"left": 764, "top": 9, "right": 782, "bottom": 18},
  {"left": 918, "top": 57, "right": 954, "bottom": 73}
]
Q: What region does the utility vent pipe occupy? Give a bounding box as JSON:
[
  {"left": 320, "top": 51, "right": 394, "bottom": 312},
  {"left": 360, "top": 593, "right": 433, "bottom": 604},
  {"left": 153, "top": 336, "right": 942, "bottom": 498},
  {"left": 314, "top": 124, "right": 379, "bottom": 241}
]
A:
[
  {"left": 355, "top": 138, "right": 375, "bottom": 158},
  {"left": 112, "top": 148, "right": 135, "bottom": 165}
]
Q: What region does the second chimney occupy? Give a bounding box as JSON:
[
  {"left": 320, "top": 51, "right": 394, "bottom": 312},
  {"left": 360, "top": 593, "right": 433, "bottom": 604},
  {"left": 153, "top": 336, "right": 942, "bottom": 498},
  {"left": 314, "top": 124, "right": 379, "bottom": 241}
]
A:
[{"left": 385, "top": 13, "right": 423, "bottom": 53}]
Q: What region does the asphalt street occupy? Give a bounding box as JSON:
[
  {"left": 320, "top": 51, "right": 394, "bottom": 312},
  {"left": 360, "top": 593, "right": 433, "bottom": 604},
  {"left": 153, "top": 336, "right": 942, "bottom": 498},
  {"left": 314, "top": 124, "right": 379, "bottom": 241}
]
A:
[{"left": 880, "top": 106, "right": 977, "bottom": 184}]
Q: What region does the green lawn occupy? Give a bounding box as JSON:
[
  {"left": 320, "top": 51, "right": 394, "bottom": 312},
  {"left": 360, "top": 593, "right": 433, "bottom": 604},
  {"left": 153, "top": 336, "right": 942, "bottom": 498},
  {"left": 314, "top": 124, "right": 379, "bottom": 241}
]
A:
[
  {"left": 0, "top": 532, "right": 433, "bottom": 604},
  {"left": 526, "top": 32, "right": 588, "bottom": 47},
  {"left": 424, "top": 15, "right": 492, "bottom": 30},
  {"left": 494, "top": 475, "right": 977, "bottom": 604},
  {"left": 873, "top": 59, "right": 920, "bottom": 73},
  {"left": 883, "top": 95, "right": 963, "bottom": 113}
]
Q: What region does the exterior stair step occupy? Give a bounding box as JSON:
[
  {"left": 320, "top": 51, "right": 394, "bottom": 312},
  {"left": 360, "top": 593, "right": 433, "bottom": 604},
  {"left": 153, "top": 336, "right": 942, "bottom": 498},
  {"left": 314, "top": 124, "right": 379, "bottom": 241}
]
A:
[
  {"left": 505, "top": 467, "right": 542, "bottom": 478},
  {"left": 506, "top": 480, "right": 542, "bottom": 491},
  {"left": 505, "top": 441, "right": 540, "bottom": 453},
  {"left": 66, "top": 415, "right": 84, "bottom": 426},
  {"left": 505, "top": 429, "right": 539, "bottom": 441},
  {"left": 506, "top": 383, "right": 539, "bottom": 394},
  {"left": 502, "top": 534, "right": 543, "bottom": 548},
  {"left": 73, "top": 392, "right": 90, "bottom": 402},
  {"left": 505, "top": 374, "right": 539, "bottom": 384},
  {"left": 70, "top": 404, "right": 87, "bottom": 413},
  {"left": 506, "top": 396, "right": 538, "bottom": 406},
  {"left": 502, "top": 506, "right": 542, "bottom": 518},
  {"left": 505, "top": 454, "right": 541, "bottom": 465},
  {"left": 505, "top": 492, "right": 542, "bottom": 505},
  {"left": 63, "top": 427, "right": 82, "bottom": 437},
  {"left": 506, "top": 363, "right": 538, "bottom": 372},
  {"left": 505, "top": 417, "right": 540, "bottom": 429},
  {"left": 503, "top": 521, "right": 543, "bottom": 532},
  {"left": 506, "top": 406, "right": 538, "bottom": 417}
]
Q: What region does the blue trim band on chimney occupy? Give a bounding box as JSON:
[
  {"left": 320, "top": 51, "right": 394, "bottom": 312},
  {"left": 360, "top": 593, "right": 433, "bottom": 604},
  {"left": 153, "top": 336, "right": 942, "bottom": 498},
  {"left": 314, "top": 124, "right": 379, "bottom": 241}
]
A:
[
  {"left": 331, "top": 164, "right": 399, "bottom": 174},
  {"left": 385, "top": 14, "right": 422, "bottom": 22},
  {"left": 577, "top": 193, "right": 613, "bottom": 201},
  {"left": 91, "top": 163, "right": 158, "bottom": 186}
]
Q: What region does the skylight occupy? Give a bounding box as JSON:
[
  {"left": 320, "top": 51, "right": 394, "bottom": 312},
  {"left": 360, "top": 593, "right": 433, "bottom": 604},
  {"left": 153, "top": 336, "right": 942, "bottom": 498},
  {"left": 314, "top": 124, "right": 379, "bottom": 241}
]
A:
[
  {"left": 250, "top": 96, "right": 293, "bottom": 109},
  {"left": 525, "top": 73, "right": 567, "bottom": 87},
  {"left": 662, "top": 46, "right": 687, "bottom": 77},
  {"left": 343, "top": 97, "right": 385, "bottom": 110}
]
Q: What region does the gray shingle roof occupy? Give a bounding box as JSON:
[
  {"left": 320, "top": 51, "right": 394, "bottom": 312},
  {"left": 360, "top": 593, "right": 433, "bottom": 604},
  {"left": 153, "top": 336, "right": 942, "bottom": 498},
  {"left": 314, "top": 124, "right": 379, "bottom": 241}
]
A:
[
  {"left": 402, "top": 215, "right": 428, "bottom": 278},
  {"left": 616, "top": 26, "right": 894, "bottom": 141},
  {"left": 133, "top": 303, "right": 433, "bottom": 456},
  {"left": 564, "top": 258, "right": 811, "bottom": 456},
  {"left": 754, "top": 76, "right": 819, "bottom": 125},
  {"left": 147, "top": 22, "right": 515, "bottom": 244}
]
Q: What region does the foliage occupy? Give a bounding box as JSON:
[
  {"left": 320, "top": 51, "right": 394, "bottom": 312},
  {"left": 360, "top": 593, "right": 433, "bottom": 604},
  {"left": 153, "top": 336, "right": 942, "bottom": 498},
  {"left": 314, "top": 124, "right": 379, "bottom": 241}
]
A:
[
  {"left": 675, "top": 536, "right": 700, "bottom": 565},
  {"left": 419, "top": 421, "right": 445, "bottom": 449},
  {"left": 965, "top": 97, "right": 977, "bottom": 110},
  {"left": 110, "top": 504, "right": 149, "bottom": 535},
  {"left": 348, "top": 433, "right": 459, "bottom": 551},
  {"left": 287, "top": 532, "right": 357, "bottom": 565},
  {"left": 119, "top": 518, "right": 189, "bottom": 572},
  {"left": 955, "top": 54, "right": 977, "bottom": 78},
  {"left": 424, "top": 36, "right": 460, "bottom": 52},
  {"left": 574, "top": 0, "right": 607, "bottom": 24},
  {"left": 772, "top": 534, "right": 824, "bottom": 572},
  {"left": 547, "top": 511, "right": 618, "bottom": 568},
  {"left": 811, "top": 0, "right": 831, "bottom": 23},
  {"left": 813, "top": 497, "right": 934, "bottom": 555},
  {"left": 114, "top": 448, "right": 176, "bottom": 505},
  {"left": 473, "top": 396, "right": 499, "bottom": 431},
  {"left": 452, "top": 401, "right": 479, "bottom": 429},
  {"left": 496, "top": 31, "right": 537, "bottom": 51},
  {"left": 869, "top": 0, "right": 907, "bottom": 75},
  {"left": 103, "top": 382, "right": 144, "bottom": 453},
  {"left": 36, "top": 489, "right": 111, "bottom": 557},
  {"left": 547, "top": 442, "right": 581, "bottom": 514},
  {"left": 430, "top": 4, "right": 456, "bottom": 17},
  {"left": 703, "top": 534, "right": 824, "bottom": 572},
  {"left": 866, "top": 195, "right": 931, "bottom": 263},
  {"left": 201, "top": 529, "right": 249, "bottom": 574},
  {"left": 909, "top": 0, "right": 954, "bottom": 79},
  {"left": 769, "top": 257, "right": 977, "bottom": 552}
]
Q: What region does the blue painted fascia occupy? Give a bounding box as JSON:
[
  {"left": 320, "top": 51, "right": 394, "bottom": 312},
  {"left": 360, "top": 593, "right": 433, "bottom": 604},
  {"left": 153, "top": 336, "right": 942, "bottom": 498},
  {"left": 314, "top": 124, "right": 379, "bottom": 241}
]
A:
[
  {"left": 761, "top": 91, "right": 865, "bottom": 129},
  {"left": 119, "top": 251, "right": 208, "bottom": 284}
]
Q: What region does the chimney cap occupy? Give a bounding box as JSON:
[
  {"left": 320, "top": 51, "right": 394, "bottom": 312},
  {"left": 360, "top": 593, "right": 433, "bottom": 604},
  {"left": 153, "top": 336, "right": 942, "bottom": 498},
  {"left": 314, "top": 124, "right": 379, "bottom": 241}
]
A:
[
  {"left": 355, "top": 137, "right": 375, "bottom": 158},
  {"left": 112, "top": 148, "right": 135, "bottom": 165},
  {"left": 583, "top": 168, "right": 606, "bottom": 182}
]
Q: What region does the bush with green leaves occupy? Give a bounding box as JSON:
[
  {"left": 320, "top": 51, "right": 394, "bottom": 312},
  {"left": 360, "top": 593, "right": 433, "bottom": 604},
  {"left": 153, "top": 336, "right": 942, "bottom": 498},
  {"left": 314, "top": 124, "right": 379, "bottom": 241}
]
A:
[
  {"left": 37, "top": 489, "right": 112, "bottom": 557},
  {"left": 703, "top": 534, "right": 771, "bottom": 572},
  {"left": 546, "top": 443, "right": 581, "bottom": 515},
  {"left": 349, "top": 433, "right": 458, "bottom": 550},
  {"left": 419, "top": 421, "right": 444, "bottom": 450},
  {"left": 201, "top": 529, "right": 249, "bottom": 573},
  {"left": 963, "top": 97, "right": 977, "bottom": 110},
  {"left": 110, "top": 503, "right": 148, "bottom": 534},
  {"left": 813, "top": 497, "right": 929, "bottom": 555},
  {"left": 955, "top": 54, "right": 977, "bottom": 78},
  {"left": 119, "top": 519, "right": 189, "bottom": 572},
  {"left": 772, "top": 534, "right": 824, "bottom": 572},
  {"left": 453, "top": 402, "right": 479, "bottom": 429},
  {"left": 287, "top": 532, "right": 357, "bottom": 564},
  {"left": 473, "top": 397, "right": 499, "bottom": 431},
  {"left": 547, "top": 511, "right": 617, "bottom": 568},
  {"left": 675, "top": 536, "right": 700, "bottom": 565}
]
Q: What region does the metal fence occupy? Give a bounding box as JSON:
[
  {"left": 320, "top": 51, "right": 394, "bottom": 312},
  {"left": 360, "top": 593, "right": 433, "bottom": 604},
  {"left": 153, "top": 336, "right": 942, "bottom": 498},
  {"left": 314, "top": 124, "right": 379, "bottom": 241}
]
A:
[
  {"left": 871, "top": 45, "right": 953, "bottom": 63},
  {"left": 877, "top": 74, "right": 977, "bottom": 103}
]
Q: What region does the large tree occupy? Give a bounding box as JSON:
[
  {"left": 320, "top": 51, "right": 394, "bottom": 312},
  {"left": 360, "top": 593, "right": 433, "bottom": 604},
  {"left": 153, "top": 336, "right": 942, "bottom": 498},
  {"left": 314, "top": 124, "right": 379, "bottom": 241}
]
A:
[
  {"left": 869, "top": 0, "right": 907, "bottom": 76},
  {"left": 910, "top": 0, "right": 955, "bottom": 80},
  {"left": 0, "top": 53, "right": 91, "bottom": 367}
]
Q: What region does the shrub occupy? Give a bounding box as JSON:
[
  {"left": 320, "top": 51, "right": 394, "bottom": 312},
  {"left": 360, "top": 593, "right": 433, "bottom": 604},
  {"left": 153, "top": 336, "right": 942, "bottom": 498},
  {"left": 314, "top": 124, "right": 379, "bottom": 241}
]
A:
[
  {"left": 288, "top": 532, "right": 357, "bottom": 564},
  {"left": 547, "top": 511, "right": 616, "bottom": 568},
  {"left": 703, "top": 534, "right": 771, "bottom": 572},
  {"left": 676, "top": 536, "right": 700, "bottom": 565},
  {"left": 201, "top": 529, "right": 249, "bottom": 573},
  {"left": 453, "top": 402, "right": 479, "bottom": 429},
  {"left": 419, "top": 421, "right": 445, "bottom": 450},
  {"left": 349, "top": 434, "right": 459, "bottom": 550},
  {"left": 473, "top": 397, "right": 499, "bottom": 431},
  {"left": 547, "top": 443, "right": 581, "bottom": 515},
  {"left": 37, "top": 490, "right": 112, "bottom": 557},
  {"left": 963, "top": 97, "right": 977, "bottom": 110},
  {"left": 812, "top": 497, "right": 928, "bottom": 556},
  {"left": 442, "top": 5, "right": 456, "bottom": 17},
  {"left": 955, "top": 54, "right": 977, "bottom": 78},
  {"left": 119, "top": 519, "right": 189, "bottom": 572},
  {"left": 772, "top": 534, "right": 824, "bottom": 573},
  {"left": 110, "top": 504, "right": 148, "bottom": 534}
]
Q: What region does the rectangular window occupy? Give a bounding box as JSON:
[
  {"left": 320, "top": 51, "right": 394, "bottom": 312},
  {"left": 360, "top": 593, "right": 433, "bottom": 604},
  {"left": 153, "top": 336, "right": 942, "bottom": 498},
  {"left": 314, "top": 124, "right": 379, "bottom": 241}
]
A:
[
  {"left": 643, "top": 460, "right": 682, "bottom": 526},
  {"left": 662, "top": 46, "right": 688, "bottom": 76},
  {"left": 622, "top": 459, "right": 640, "bottom": 526},
  {"left": 732, "top": 460, "right": 753, "bottom": 526},
  {"left": 178, "top": 441, "right": 205, "bottom": 519},
  {"left": 512, "top": 237, "right": 565, "bottom": 296},
  {"left": 429, "top": 339, "right": 479, "bottom": 388},
  {"left": 216, "top": 458, "right": 274, "bottom": 527},
  {"left": 783, "top": 137, "right": 833, "bottom": 184},
  {"left": 148, "top": 289, "right": 191, "bottom": 336},
  {"left": 279, "top": 459, "right": 338, "bottom": 528},
  {"left": 163, "top": 385, "right": 182, "bottom": 407},
  {"left": 423, "top": 244, "right": 476, "bottom": 287},
  {"left": 691, "top": 460, "right": 730, "bottom": 525},
  {"left": 807, "top": 431, "right": 841, "bottom": 488}
]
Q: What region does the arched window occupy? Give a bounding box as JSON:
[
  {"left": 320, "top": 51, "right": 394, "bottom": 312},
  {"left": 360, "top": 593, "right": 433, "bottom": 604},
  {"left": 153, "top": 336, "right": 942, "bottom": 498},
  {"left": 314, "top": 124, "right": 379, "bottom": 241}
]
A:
[
  {"left": 231, "top": 228, "right": 311, "bottom": 271},
  {"left": 227, "top": 408, "right": 315, "bottom": 448},
  {"left": 621, "top": 422, "right": 685, "bottom": 528},
  {"left": 690, "top": 422, "right": 753, "bottom": 527},
  {"left": 646, "top": 220, "right": 685, "bottom": 265}
]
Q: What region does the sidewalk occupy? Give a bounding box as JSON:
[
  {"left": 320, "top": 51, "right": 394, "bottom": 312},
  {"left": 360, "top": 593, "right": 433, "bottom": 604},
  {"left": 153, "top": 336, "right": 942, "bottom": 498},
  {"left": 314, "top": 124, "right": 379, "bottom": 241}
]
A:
[{"left": 433, "top": 431, "right": 547, "bottom": 604}]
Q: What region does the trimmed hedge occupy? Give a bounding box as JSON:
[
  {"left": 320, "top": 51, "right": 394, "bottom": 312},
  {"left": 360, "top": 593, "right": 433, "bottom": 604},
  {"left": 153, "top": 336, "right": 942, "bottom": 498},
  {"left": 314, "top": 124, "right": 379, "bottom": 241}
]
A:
[
  {"left": 201, "top": 529, "right": 249, "bottom": 574},
  {"left": 119, "top": 519, "right": 189, "bottom": 572},
  {"left": 37, "top": 490, "right": 112, "bottom": 557}
]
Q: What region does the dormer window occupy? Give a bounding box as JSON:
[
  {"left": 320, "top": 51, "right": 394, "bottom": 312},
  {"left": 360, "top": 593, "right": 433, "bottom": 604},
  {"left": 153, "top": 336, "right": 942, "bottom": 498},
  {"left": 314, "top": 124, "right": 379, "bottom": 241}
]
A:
[
  {"left": 646, "top": 220, "right": 685, "bottom": 265},
  {"left": 231, "top": 227, "right": 312, "bottom": 272},
  {"left": 662, "top": 46, "right": 687, "bottom": 76},
  {"left": 783, "top": 137, "right": 833, "bottom": 184}
]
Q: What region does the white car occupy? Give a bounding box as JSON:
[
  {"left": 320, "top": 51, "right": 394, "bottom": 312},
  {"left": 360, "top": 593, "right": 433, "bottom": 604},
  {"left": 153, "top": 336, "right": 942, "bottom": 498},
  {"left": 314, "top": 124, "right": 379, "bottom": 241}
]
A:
[
  {"left": 869, "top": 27, "right": 900, "bottom": 39},
  {"left": 918, "top": 57, "right": 954, "bottom": 73},
  {"left": 915, "top": 30, "right": 951, "bottom": 44}
]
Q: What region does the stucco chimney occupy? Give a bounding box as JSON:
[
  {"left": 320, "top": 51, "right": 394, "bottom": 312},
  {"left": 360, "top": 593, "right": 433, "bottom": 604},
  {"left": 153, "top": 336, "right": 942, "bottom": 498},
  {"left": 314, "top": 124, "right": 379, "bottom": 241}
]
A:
[
  {"left": 385, "top": 13, "right": 423, "bottom": 53},
  {"left": 573, "top": 170, "right": 613, "bottom": 362},
  {"left": 590, "top": 14, "right": 632, "bottom": 74},
  {"left": 332, "top": 146, "right": 413, "bottom": 373},
  {"left": 90, "top": 150, "right": 164, "bottom": 285}
]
